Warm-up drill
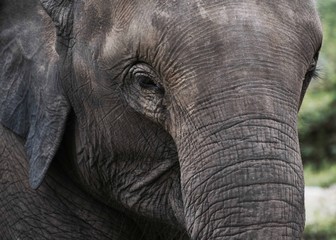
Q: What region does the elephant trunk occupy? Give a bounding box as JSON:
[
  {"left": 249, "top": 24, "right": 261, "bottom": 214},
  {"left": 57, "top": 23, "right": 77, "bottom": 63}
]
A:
[{"left": 175, "top": 113, "right": 305, "bottom": 239}]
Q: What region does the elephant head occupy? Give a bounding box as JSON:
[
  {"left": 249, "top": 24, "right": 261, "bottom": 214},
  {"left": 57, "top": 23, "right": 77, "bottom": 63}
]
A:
[{"left": 0, "top": 0, "right": 322, "bottom": 239}]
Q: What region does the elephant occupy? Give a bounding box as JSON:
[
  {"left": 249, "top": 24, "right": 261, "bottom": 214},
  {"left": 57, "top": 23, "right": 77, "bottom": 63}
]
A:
[{"left": 0, "top": 0, "right": 322, "bottom": 239}]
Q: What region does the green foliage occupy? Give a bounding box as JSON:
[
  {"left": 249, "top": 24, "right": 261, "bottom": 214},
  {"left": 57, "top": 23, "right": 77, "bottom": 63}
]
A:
[
  {"left": 304, "top": 163, "right": 336, "bottom": 187},
  {"left": 304, "top": 218, "right": 336, "bottom": 240},
  {"left": 299, "top": 0, "right": 336, "bottom": 165},
  {"left": 301, "top": 2, "right": 336, "bottom": 239}
]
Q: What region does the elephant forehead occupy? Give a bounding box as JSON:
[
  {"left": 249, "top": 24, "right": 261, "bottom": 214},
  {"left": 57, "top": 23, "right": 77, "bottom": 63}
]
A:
[
  {"left": 100, "top": 0, "right": 320, "bottom": 57},
  {"left": 96, "top": 0, "right": 322, "bottom": 94}
]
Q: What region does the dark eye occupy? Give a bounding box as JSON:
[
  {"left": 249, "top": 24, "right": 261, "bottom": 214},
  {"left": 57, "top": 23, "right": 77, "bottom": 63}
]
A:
[
  {"left": 138, "top": 75, "right": 157, "bottom": 89},
  {"left": 306, "top": 52, "right": 320, "bottom": 79},
  {"left": 136, "top": 74, "right": 165, "bottom": 94},
  {"left": 299, "top": 52, "right": 320, "bottom": 107},
  {"left": 307, "top": 59, "right": 317, "bottom": 73}
]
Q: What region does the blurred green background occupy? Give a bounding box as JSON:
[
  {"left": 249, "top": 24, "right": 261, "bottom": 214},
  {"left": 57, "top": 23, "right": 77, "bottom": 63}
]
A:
[{"left": 300, "top": 0, "right": 336, "bottom": 239}]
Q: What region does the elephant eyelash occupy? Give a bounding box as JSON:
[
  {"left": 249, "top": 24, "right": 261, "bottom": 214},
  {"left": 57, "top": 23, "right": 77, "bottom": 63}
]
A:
[
  {"left": 312, "top": 67, "right": 321, "bottom": 80},
  {"left": 308, "top": 66, "right": 321, "bottom": 81}
]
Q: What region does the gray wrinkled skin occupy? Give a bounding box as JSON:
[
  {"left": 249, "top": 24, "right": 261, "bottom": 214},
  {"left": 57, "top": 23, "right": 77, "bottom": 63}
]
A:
[{"left": 0, "top": 0, "right": 322, "bottom": 239}]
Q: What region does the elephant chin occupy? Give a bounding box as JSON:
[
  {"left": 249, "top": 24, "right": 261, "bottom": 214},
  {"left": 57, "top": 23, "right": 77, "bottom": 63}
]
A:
[{"left": 174, "top": 116, "right": 305, "bottom": 239}]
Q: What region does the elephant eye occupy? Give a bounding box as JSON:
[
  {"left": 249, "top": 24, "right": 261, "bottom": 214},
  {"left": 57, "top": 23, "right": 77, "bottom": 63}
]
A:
[
  {"left": 305, "top": 52, "right": 320, "bottom": 80},
  {"left": 123, "top": 63, "right": 167, "bottom": 123},
  {"left": 132, "top": 69, "right": 165, "bottom": 95},
  {"left": 137, "top": 75, "right": 163, "bottom": 93},
  {"left": 300, "top": 51, "right": 320, "bottom": 108}
]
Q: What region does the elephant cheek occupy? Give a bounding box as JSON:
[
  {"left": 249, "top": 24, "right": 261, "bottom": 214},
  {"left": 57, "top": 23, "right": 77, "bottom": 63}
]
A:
[{"left": 175, "top": 117, "right": 304, "bottom": 239}]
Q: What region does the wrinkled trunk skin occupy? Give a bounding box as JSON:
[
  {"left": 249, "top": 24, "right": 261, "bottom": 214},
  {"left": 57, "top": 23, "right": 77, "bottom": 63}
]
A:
[{"left": 172, "top": 102, "right": 305, "bottom": 239}]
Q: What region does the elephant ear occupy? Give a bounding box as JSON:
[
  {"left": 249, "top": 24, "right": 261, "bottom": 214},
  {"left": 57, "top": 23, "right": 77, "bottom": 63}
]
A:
[
  {"left": 0, "top": 0, "right": 72, "bottom": 189},
  {"left": 40, "top": 0, "right": 74, "bottom": 55}
]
